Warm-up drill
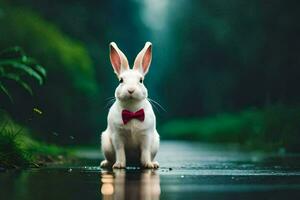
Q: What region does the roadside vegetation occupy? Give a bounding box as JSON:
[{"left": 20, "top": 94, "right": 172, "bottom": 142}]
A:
[
  {"left": 0, "top": 47, "right": 71, "bottom": 169},
  {"left": 0, "top": 5, "right": 100, "bottom": 144},
  {"left": 0, "top": 113, "right": 70, "bottom": 169},
  {"left": 160, "top": 105, "right": 300, "bottom": 152},
  {"left": 0, "top": 4, "right": 98, "bottom": 168}
]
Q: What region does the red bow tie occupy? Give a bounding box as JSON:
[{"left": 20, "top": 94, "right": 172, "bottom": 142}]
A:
[{"left": 122, "top": 109, "right": 145, "bottom": 125}]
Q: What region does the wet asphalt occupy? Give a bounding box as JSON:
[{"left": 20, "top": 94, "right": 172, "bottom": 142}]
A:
[{"left": 1, "top": 141, "right": 300, "bottom": 200}]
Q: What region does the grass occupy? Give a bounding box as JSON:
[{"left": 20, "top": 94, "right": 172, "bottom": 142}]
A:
[
  {"left": 0, "top": 114, "right": 71, "bottom": 169},
  {"left": 160, "top": 104, "right": 300, "bottom": 152}
]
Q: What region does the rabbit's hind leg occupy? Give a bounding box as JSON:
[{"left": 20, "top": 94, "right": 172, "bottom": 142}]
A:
[
  {"left": 100, "top": 130, "right": 115, "bottom": 168},
  {"left": 150, "top": 131, "right": 160, "bottom": 168}
]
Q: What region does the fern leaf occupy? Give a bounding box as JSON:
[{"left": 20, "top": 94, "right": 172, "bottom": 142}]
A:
[
  {"left": 0, "top": 81, "right": 13, "bottom": 103},
  {"left": 21, "top": 57, "right": 47, "bottom": 78},
  {"left": 0, "top": 47, "right": 25, "bottom": 60},
  {"left": 0, "top": 61, "right": 43, "bottom": 85},
  {"left": 1, "top": 74, "right": 33, "bottom": 96},
  {"left": 0, "top": 66, "right": 3, "bottom": 75}
]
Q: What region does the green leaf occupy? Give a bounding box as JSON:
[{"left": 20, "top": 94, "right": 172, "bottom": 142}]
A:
[
  {"left": 1, "top": 73, "right": 33, "bottom": 96},
  {"left": 0, "top": 81, "right": 14, "bottom": 103},
  {"left": 21, "top": 57, "right": 47, "bottom": 78},
  {"left": 32, "top": 64, "right": 47, "bottom": 78},
  {"left": 0, "top": 47, "right": 25, "bottom": 60},
  {"left": 0, "top": 60, "right": 43, "bottom": 85}
]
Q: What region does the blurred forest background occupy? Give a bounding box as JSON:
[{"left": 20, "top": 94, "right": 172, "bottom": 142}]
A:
[{"left": 1, "top": 0, "right": 300, "bottom": 165}]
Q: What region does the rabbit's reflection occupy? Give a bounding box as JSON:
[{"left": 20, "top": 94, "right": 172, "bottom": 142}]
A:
[{"left": 100, "top": 169, "right": 160, "bottom": 200}]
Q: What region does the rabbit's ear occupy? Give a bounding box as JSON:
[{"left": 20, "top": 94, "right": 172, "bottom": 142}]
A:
[
  {"left": 109, "top": 42, "right": 129, "bottom": 76},
  {"left": 133, "top": 42, "right": 152, "bottom": 75}
]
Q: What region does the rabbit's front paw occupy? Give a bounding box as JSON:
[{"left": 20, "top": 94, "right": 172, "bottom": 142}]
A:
[
  {"left": 142, "top": 161, "right": 159, "bottom": 169},
  {"left": 113, "top": 161, "right": 126, "bottom": 169},
  {"left": 100, "top": 160, "right": 112, "bottom": 168},
  {"left": 152, "top": 161, "right": 159, "bottom": 169}
]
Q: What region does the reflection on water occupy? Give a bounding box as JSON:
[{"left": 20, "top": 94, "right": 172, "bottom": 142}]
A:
[
  {"left": 0, "top": 167, "right": 160, "bottom": 200},
  {"left": 2, "top": 141, "right": 300, "bottom": 200},
  {"left": 100, "top": 169, "right": 160, "bottom": 200}
]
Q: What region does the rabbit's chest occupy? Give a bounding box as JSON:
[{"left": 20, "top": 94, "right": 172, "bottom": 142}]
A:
[
  {"left": 116, "top": 121, "right": 146, "bottom": 148},
  {"left": 110, "top": 120, "right": 148, "bottom": 147},
  {"left": 108, "top": 102, "right": 155, "bottom": 135},
  {"left": 118, "top": 119, "right": 147, "bottom": 134}
]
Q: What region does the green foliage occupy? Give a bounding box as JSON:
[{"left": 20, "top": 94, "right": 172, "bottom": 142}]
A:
[
  {"left": 0, "top": 47, "right": 46, "bottom": 102},
  {"left": 262, "top": 105, "right": 300, "bottom": 151},
  {"left": 0, "top": 122, "right": 31, "bottom": 168},
  {"left": 160, "top": 109, "right": 263, "bottom": 143},
  {"left": 160, "top": 105, "right": 300, "bottom": 152},
  {"left": 0, "top": 7, "right": 97, "bottom": 92},
  {"left": 157, "top": 0, "right": 300, "bottom": 118},
  {"left": 0, "top": 113, "right": 70, "bottom": 168},
  {"left": 0, "top": 6, "right": 100, "bottom": 142}
]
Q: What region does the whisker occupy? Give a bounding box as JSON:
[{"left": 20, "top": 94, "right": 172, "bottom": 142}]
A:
[
  {"left": 148, "top": 100, "right": 160, "bottom": 113},
  {"left": 107, "top": 98, "right": 115, "bottom": 102},
  {"left": 148, "top": 98, "right": 166, "bottom": 111},
  {"left": 147, "top": 98, "right": 166, "bottom": 112},
  {"left": 105, "top": 101, "right": 115, "bottom": 108},
  {"left": 104, "top": 97, "right": 116, "bottom": 108},
  {"left": 105, "top": 96, "right": 116, "bottom": 100},
  {"left": 104, "top": 96, "right": 116, "bottom": 102}
]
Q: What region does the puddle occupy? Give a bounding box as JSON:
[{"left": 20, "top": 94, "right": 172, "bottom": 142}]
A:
[{"left": 1, "top": 142, "right": 300, "bottom": 200}]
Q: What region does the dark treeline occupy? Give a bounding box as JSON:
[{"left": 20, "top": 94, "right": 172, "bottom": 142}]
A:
[
  {"left": 160, "top": 0, "right": 300, "bottom": 119},
  {"left": 1, "top": 0, "right": 300, "bottom": 144}
]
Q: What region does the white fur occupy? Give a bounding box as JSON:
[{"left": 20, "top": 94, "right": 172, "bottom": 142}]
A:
[{"left": 101, "top": 42, "right": 160, "bottom": 169}]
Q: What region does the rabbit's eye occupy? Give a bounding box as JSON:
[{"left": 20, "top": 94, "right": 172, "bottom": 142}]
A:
[
  {"left": 119, "top": 78, "right": 123, "bottom": 83},
  {"left": 139, "top": 78, "right": 143, "bottom": 83}
]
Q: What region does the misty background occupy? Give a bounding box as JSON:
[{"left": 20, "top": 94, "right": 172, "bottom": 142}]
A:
[{"left": 1, "top": 0, "right": 300, "bottom": 150}]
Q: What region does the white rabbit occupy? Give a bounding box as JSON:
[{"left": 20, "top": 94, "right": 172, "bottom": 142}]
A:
[{"left": 100, "top": 42, "right": 160, "bottom": 169}]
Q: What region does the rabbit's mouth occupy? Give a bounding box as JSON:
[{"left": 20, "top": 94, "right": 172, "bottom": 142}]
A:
[
  {"left": 126, "top": 94, "right": 140, "bottom": 100},
  {"left": 118, "top": 93, "right": 144, "bottom": 102}
]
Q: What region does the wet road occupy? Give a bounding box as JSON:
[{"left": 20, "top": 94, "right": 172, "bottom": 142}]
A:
[{"left": 1, "top": 141, "right": 300, "bottom": 200}]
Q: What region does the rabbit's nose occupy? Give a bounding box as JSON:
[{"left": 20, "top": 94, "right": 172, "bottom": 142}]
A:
[{"left": 128, "top": 89, "right": 135, "bottom": 94}]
